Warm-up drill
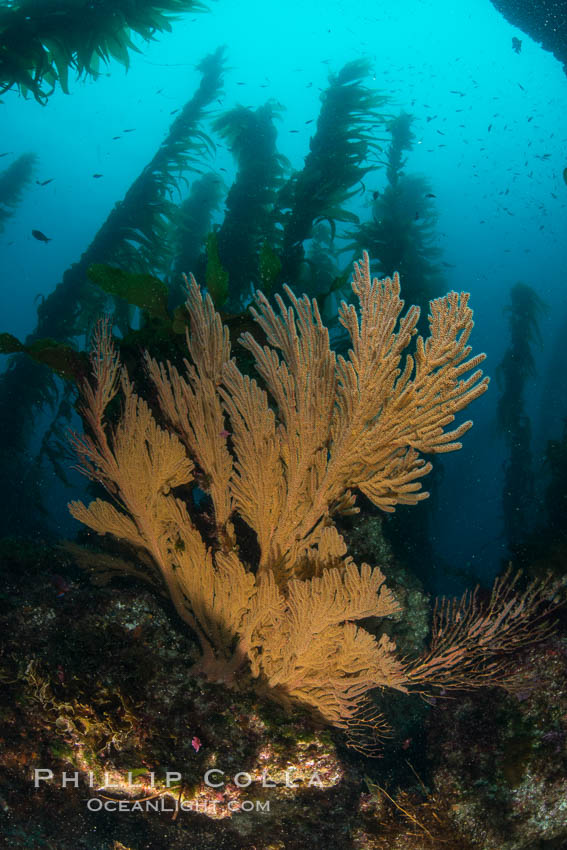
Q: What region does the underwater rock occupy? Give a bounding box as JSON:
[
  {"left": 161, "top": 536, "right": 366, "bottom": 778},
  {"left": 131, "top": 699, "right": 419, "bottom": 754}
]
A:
[
  {"left": 490, "top": 0, "right": 567, "bottom": 75},
  {"left": 0, "top": 540, "right": 364, "bottom": 848},
  {"left": 426, "top": 637, "right": 567, "bottom": 849},
  {"left": 0, "top": 538, "right": 565, "bottom": 848}
]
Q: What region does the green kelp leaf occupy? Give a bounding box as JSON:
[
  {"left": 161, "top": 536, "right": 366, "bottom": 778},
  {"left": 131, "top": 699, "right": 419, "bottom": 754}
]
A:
[
  {"left": 105, "top": 32, "right": 135, "bottom": 69},
  {"left": 87, "top": 264, "right": 170, "bottom": 321},
  {"left": 26, "top": 338, "right": 88, "bottom": 382},
  {"left": 205, "top": 232, "right": 229, "bottom": 308},
  {"left": 0, "top": 332, "right": 25, "bottom": 353},
  {"left": 0, "top": 332, "right": 87, "bottom": 381},
  {"left": 259, "top": 241, "right": 281, "bottom": 295},
  {"left": 45, "top": 40, "right": 70, "bottom": 94}
]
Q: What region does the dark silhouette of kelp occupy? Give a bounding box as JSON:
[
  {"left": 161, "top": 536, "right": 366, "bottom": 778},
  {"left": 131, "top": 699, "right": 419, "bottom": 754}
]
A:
[
  {"left": 544, "top": 419, "right": 567, "bottom": 548},
  {"left": 0, "top": 49, "right": 225, "bottom": 535},
  {"left": 168, "top": 173, "right": 224, "bottom": 309},
  {"left": 354, "top": 112, "right": 443, "bottom": 328},
  {"left": 497, "top": 282, "right": 547, "bottom": 550},
  {"left": 0, "top": 152, "right": 37, "bottom": 232},
  {"left": 276, "top": 59, "right": 388, "bottom": 290},
  {"left": 213, "top": 102, "right": 288, "bottom": 311},
  {"left": 167, "top": 59, "right": 389, "bottom": 314}
]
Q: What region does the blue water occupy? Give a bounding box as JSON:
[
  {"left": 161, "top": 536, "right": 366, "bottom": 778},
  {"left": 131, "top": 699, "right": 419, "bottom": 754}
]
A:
[{"left": 1, "top": 0, "right": 566, "bottom": 587}]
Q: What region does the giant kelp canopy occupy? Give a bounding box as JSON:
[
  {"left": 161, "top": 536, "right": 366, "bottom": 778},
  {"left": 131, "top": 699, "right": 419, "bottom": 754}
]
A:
[{"left": 0, "top": 0, "right": 209, "bottom": 103}]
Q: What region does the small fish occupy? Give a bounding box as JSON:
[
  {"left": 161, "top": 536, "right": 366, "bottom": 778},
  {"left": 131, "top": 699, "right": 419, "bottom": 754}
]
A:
[
  {"left": 112, "top": 135, "right": 121, "bottom": 140},
  {"left": 425, "top": 193, "right": 436, "bottom": 198},
  {"left": 36, "top": 178, "right": 54, "bottom": 186},
  {"left": 512, "top": 37, "right": 522, "bottom": 54},
  {"left": 170, "top": 109, "right": 179, "bottom": 115},
  {"left": 51, "top": 573, "right": 70, "bottom": 597},
  {"left": 191, "top": 736, "right": 202, "bottom": 753},
  {"left": 289, "top": 129, "right": 299, "bottom": 133},
  {"left": 488, "top": 124, "right": 492, "bottom": 132},
  {"left": 92, "top": 173, "right": 103, "bottom": 178},
  {"left": 305, "top": 119, "right": 314, "bottom": 124},
  {"left": 563, "top": 167, "right": 567, "bottom": 186},
  {"left": 518, "top": 83, "right": 525, "bottom": 91},
  {"left": 0, "top": 152, "right": 13, "bottom": 157},
  {"left": 32, "top": 229, "right": 51, "bottom": 243},
  {"left": 123, "top": 128, "right": 136, "bottom": 132}
]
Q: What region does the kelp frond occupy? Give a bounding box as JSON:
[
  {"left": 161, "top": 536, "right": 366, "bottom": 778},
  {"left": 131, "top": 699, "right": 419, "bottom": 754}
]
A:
[
  {"left": 92, "top": 46, "right": 226, "bottom": 277},
  {"left": 277, "top": 58, "right": 389, "bottom": 286},
  {"left": 212, "top": 101, "right": 289, "bottom": 310},
  {"left": 353, "top": 113, "right": 443, "bottom": 316},
  {"left": 0, "top": 0, "right": 209, "bottom": 103}
]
